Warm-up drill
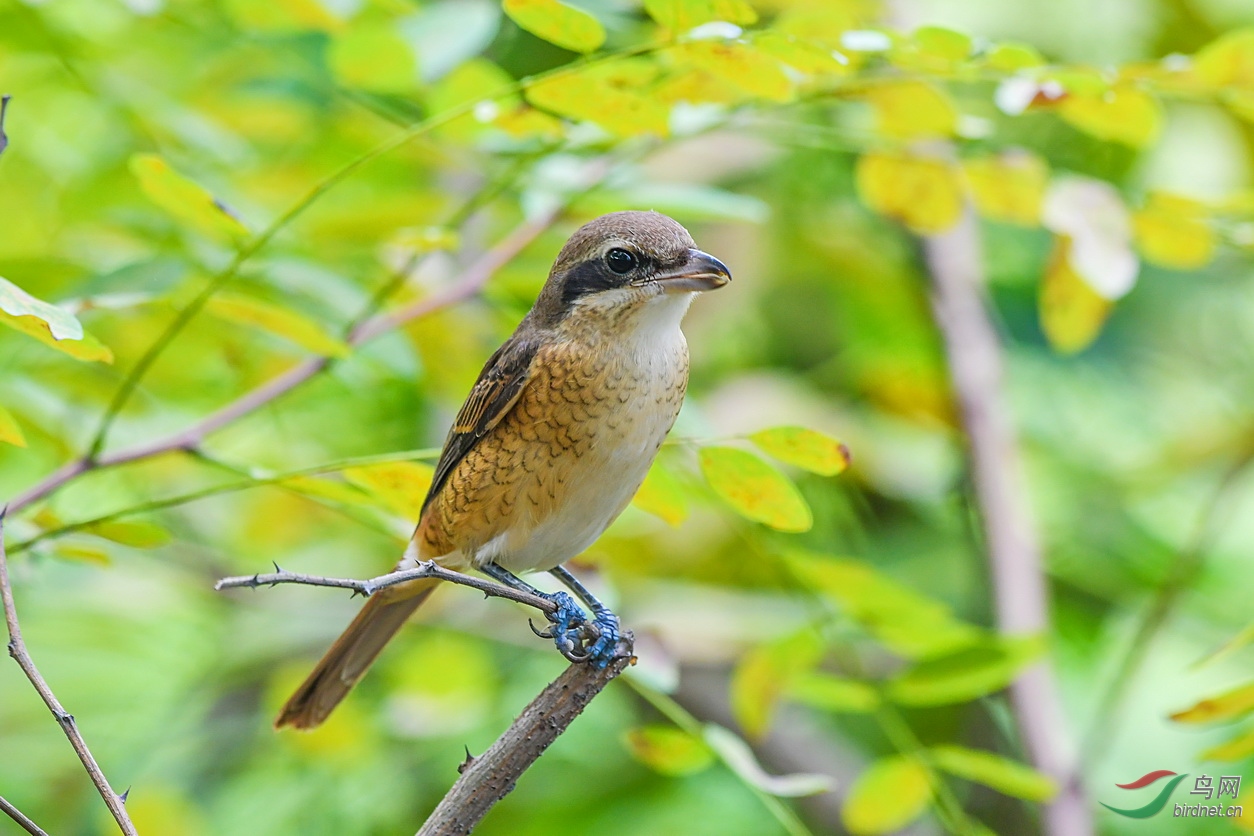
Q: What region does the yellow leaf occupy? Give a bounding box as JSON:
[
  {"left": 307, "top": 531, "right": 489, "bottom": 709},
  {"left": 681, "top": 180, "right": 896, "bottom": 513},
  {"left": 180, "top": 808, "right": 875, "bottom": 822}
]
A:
[
  {"left": 493, "top": 105, "right": 566, "bottom": 139},
  {"left": 1040, "top": 238, "right": 1112, "bottom": 354},
  {"left": 52, "top": 543, "right": 111, "bottom": 565},
  {"left": 1132, "top": 193, "right": 1216, "bottom": 270},
  {"left": 0, "top": 406, "right": 27, "bottom": 447},
  {"left": 653, "top": 70, "right": 746, "bottom": 106},
  {"left": 1171, "top": 681, "right": 1254, "bottom": 724},
  {"left": 751, "top": 32, "right": 849, "bottom": 76},
  {"left": 129, "top": 154, "right": 251, "bottom": 241},
  {"left": 128, "top": 788, "right": 210, "bottom": 836},
  {"left": 929, "top": 745, "right": 1056, "bottom": 802},
  {"left": 962, "top": 152, "right": 1048, "bottom": 226},
  {"left": 1194, "top": 28, "right": 1254, "bottom": 88},
  {"left": 0, "top": 276, "right": 113, "bottom": 363},
  {"left": 676, "top": 41, "right": 793, "bottom": 102},
  {"left": 731, "top": 632, "right": 822, "bottom": 739},
  {"left": 842, "top": 756, "right": 932, "bottom": 835},
  {"left": 223, "top": 0, "right": 342, "bottom": 32},
  {"left": 504, "top": 0, "right": 606, "bottom": 54},
  {"left": 855, "top": 152, "right": 964, "bottom": 235},
  {"left": 206, "top": 293, "right": 349, "bottom": 357},
  {"left": 1199, "top": 726, "right": 1254, "bottom": 761},
  {"left": 280, "top": 475, "right": 376, "bottom": 507},
  {"left": 83, "top": 521, "right": 171, "bottom": 549},
  {"left": 865, "top": 80, "right": 957, "bottom": 139},
  {"left": 644, "top": 0, "right": 758, "bottom": 32},
  {"left": 525, "top": 73, "right": 669, "bottom": 137},
  {"left": 698, "top": 447, "right": 812, "bottom": 532},
  {"left": 750, "top": 426, "right": 850, "bottom": 476},
  {"left": 328, "top": 22, "right": 417, "bottom": 93},
  {"left": 1058, "top": 84, "right": 1162, "bottom": 148},
  {"left": 631, "top": 461, "right": 689, "bottom": 526},
  {"left": 623, "top": 725, "right": 714, "bottom": 776},
  {"left": 343, "top": 461, "right": 435, "bottom": 520}
]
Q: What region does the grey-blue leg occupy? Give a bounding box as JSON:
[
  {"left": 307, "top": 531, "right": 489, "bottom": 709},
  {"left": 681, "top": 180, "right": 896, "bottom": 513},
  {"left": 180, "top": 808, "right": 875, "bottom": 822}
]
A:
[
  {"left": 549, "top": 565, "right": 621, "bottom": 669},
  {"left": 481, "top": 562, "right": 591, "bottom": 663}
]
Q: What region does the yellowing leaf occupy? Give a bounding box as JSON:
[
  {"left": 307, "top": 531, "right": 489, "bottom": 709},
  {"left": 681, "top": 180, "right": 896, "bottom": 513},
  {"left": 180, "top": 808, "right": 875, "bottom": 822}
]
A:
[
  {"left": 631, "top": 461, "right": 689, "bottom": 526},
  {"left": 865, "top": 80, "right": 957, "bottom": 138},
  {"left": 1171, "top": 681, "right": 1254, "bottom": 724},
  {"left": 676, "top": 41, "right": 793, "bottom": 103},
  {"left": 223, "top": 0, "right": 342, "bottom": 32},
  {"left": 842, "top": 756, "right": 932, "bottom": 835},
  {"left": 1058, "top": 85, "right": 1162, "bottom": 148},
  {"left": 786, "top": 552, "right": 982, "bottom": 659},
  {"left": 644, "top": 0, "right": 758, "bottom": 32},
  {"left": 504, "top": 0, "right": 606, "bottom": 54},
  {"left": 887, "top": 637, "right": 1043, "bottom": 705},
  {"left": 343, "top": 461, "right": 435, "bottom": 520},
  {"left": 129, "top": 154, "right": 250, "bottom": 241},
  {"left": 787, "top": 671, "right": 880, "bottom": 713},
  {"left": 127, "top": 788, "right": 210, "bottom": 836},
  {"left": 750, "top": 426, "right": 850, "bottom": 476},
  {"left": 698, "top": 447, "right": 812, "bottom": 532},
  {"left": 962, "top": 152, "right": 1048, "bottom": 226},
  {"left": 206, "top": 293, "right": 349, "bottom": 357},
  {"left": 0, "top": 276, "right": 113, "bottom": 363},
  {"left": 328, "top": 22, "right": 417, "bottom": 93},
  {"left": 623, "top": 725, "right": 714, "bottom": 776},
  {"left": 52, "top": 543, "right": 111, "bottom": 565},
  {"left": 0, "top": 406, "right": 27, "bottom": 447},
  {"left": 855, "top": 152, "right": 963, "bottom": 235},
  {"left": 83, "top": 520, "right": 171, "bottom": 549},
  {"left": 281, "top": 475, "right": 376, "bottom": 507},
  {"left": 751, "top": 32, "right": 848, "bottom": 76},
  {"left": 654, "top": 70, "right": 746, "bottom": 106},
  {"left": 1194, "top": 28, "right": 1254, "bottom": 88},
  {"left": 731, "top": 632, "right": 822, "bottom": 738},
  {"left": 983, "top": 41, "right": 1044, "bottom": 72},
  {"left": 1132, "top": 193, "right": 1216, "bottom": 270},
  {"left": 929, "top": 745, "right": 1056, "bottom": 801},
  {"left": 525, "top": 73, "right": 669, "bottom": 136},
  {"left": 1040, "top": 237, "right": 1112, "bottom": 354}
]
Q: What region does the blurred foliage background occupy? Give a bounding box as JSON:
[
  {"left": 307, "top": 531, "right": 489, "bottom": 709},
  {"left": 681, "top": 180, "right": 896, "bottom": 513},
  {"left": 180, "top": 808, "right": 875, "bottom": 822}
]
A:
[{"left": 4, "top": 0, "right": 1254, "bottom": 834}]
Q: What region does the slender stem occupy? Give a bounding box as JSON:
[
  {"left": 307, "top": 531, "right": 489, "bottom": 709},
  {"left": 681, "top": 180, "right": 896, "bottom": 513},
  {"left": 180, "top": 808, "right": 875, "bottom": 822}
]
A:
[
  {"left": 0, "top": 795, "right": 49, "bottom": 836},
  {"left": 874, "top": 703, "right": 979, "bottom": 836},
  {"left": 0, "top": 512, "right": 137, "bottom": 836}
]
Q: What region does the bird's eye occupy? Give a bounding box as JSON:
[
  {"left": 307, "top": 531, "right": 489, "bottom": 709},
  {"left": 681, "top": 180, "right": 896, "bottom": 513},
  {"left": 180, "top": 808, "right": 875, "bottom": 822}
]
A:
[{"left": 605, "top": 248, "right": 638, "bottom": 274}]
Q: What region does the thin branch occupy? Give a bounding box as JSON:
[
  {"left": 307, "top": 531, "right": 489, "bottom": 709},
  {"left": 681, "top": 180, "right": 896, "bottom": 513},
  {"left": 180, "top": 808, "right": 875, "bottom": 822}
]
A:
[
  {"left": 214, "top": 563, "right": 558, "bottom": 615},
  {"left": 922, "top": 209, "right": 1093, "bottom": 836},
  {"left": 0, "top": 512, "right": 137, "bottom": 836},
  {"left": 416, "top": 634, "right": 635, "bottom": 836},
  {"left": 0, "top": 794, "right": 49, "bottom": 836}
]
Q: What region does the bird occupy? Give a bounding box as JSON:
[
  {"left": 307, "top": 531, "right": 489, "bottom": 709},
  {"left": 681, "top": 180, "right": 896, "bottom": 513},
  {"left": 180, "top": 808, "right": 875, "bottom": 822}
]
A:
[{"left": 275, "top": 210, "right": 731, "bottom": 730}]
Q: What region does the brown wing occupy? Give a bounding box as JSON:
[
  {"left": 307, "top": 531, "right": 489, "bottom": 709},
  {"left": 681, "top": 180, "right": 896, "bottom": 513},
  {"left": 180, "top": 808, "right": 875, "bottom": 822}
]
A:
[{"left": 420, "top": 335, "right": 541, "bottom": 516}]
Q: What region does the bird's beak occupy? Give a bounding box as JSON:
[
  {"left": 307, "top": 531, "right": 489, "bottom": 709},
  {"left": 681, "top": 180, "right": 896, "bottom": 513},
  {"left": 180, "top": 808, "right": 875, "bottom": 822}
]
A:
[{"left": 652, "top": 248, "right": 732, "bottom": 293}]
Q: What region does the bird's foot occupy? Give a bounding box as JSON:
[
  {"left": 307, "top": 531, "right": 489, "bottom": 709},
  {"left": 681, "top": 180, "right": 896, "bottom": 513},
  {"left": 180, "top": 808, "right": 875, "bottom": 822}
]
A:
[{"left": 529, "top": 593, "right": 621, "bottom": 667}]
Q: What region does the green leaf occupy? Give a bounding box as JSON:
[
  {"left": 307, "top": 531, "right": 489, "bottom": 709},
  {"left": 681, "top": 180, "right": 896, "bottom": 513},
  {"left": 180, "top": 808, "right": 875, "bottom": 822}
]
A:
[
  {"left": 750, "top": 426, "right": 850, "bottom": 476},
  {"left": 503, "top": 0, "right": 606, "bottom": 54},
  {"left": 0, "top": 275, "right": 113, "bottom": 363},
  {"left": 703, "top": 724, "right": 834, "bottom": 797},
  {"left": 786, "top": 671, "right": 879, "bottom": 713},
  {"left": 842, "top": 756, "right": 932, "bottom": 835},
  {"left": 83, "top": 521, "right": 171, "bottom": 549},
  {"left": 698, "top": 447, "right": 812, "bottom": 532},
  {"left": 644, "top": 0, "right": 758, "bottom": 32},
  {"left": 983, "top": 41, "right": 1044, "bottom": 71},
  {"left": 205, "top": 293, "right": 350, "bottom": 358},
  {"left": 631, "top": 461, "right": 689, "bottom": 526},
  {"left": 887, "top": 636, "right": 1043, "bottom": 705},
  {"left": 730, "top": 631, "right": 823, "bottom": 738},
  {"left": 1199, "top": 726, "right": 1254, "bottom": 761},
  {"left": 786, "top": 552, "right": 983, "bottom": 658},
  {"left": 0, "top": 406, "right": 26, "bottom": 447},
  {"left": 280, "top": 476, "right": 376, "bottom": 507},
  {"left": 328, "top": 22, "right": 417, "bottom": 93},
  {"left": 129, "top": 154, "right": 250, "bottom": 241},
  {"left": 929, "top": 745, "right": 1056, "bottom": 801},
  {"left": 1171, "top": 681, "right": 1254, "bottom": 724},
  {"left": 623, "top": 725, "right": 715, "bottom": 776},
  {"left": 343, "top": 462, "right": 435, "bottom": 520},
  {"left": 51, "top": 543, "right": 112, "bottom": 565}
]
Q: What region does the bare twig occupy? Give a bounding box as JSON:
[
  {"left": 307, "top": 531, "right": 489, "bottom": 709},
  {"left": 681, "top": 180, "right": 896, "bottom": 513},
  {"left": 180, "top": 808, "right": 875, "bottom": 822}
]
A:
[
  {"left": 215, "top": 563, "right": 557, "bottom": 615},
  {"left": 416, "top": 634, "right": 635, "bottom": 836},
  {"left": 0, "top": 794, "right": 49, "bottom": 836},
  {"left": 0, "top": 512, "right": 137, "bottom": 836},
  {"left": 922, "top": 210, "right": 1093, "bottom": 835}
]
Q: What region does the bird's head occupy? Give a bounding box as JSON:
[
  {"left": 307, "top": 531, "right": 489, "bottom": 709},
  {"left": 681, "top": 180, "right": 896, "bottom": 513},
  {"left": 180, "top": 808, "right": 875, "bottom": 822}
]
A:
[{"left": 531, "top": 211, "right": 731, "bottom": 329}]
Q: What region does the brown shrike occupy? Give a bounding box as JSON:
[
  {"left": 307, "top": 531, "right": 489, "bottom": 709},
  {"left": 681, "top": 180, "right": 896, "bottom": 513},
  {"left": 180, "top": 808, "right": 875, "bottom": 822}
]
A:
[{"left": 277, "top": 211, "right": 731, "bottom": 729}]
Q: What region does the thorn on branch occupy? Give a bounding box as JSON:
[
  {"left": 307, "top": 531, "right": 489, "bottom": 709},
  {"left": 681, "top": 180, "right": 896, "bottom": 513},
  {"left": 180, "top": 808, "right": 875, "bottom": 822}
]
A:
[
  {"left": 457, "top": 746, "right": 476, "bottom": 775},
  {"left": 120, "top": 788, "right": 130, "bottom": 803}
]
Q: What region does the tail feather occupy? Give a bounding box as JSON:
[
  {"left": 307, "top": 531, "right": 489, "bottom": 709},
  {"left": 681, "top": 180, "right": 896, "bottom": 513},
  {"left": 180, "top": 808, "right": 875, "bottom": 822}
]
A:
[{"left": 275, "top": 578, "right": 440, "bottom": 730}]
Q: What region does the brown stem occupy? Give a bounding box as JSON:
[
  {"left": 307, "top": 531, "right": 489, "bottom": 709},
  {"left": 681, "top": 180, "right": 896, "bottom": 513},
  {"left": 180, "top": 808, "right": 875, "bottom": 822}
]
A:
[
  {"left": 922, "top": 210, "right": 1093, "bottom": 836},
  {"left": 0, "top": 512, "right": 138, "bottom": 836},
  {"left": 416, "top": 634, "right": 635, "bottom": 836},
  {"left": 0, "top": 794, "right": 49, "bottom": 836}
]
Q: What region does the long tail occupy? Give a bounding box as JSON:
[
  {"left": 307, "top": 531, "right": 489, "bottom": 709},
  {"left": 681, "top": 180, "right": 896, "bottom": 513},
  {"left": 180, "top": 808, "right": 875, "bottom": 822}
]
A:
[{"left": 275, "top": 578, "right": 440, "bottom": 730}]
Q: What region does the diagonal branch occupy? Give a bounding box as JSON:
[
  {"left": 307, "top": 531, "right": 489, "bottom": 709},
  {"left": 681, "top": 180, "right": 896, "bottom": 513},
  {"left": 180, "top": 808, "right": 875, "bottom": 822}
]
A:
[
  {"left": 922, "top": 209, "right": 1093, "bottom": 836},
  {"left": 0, "top": 511, "right": 137, "bottom": 836},
  {"left": 0, "top": 794, "right": 49, "bottom": 836}
]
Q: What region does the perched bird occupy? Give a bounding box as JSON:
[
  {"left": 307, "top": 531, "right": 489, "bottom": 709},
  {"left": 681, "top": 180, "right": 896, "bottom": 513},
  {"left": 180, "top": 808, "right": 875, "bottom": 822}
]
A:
[{"left": 276, "top": 210, "right": 731, "bottom": 730}]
